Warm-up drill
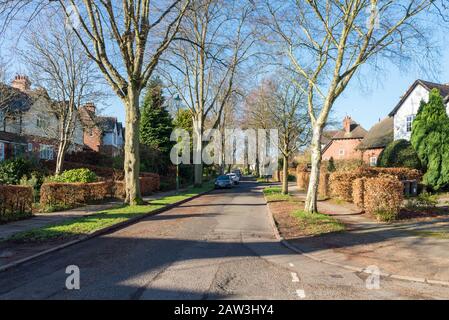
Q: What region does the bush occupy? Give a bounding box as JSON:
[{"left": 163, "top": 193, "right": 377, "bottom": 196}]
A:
[
  {"left": 318, "top": 172, "right": 330, "bottom": 199},
  {"left": 327, "top": 157, "right": 336, "bottom": 172},
  {"left": 113, "top": 175, "right": 160, "bottom": 199},
  {"left": 0, "top": 185, "right": 33, "bottom": 223},
  {"left": 20, "top": 173, "right": 42, "bottom": 202},
  {"left": 329, "top": 171, "right": 367, "bottom": 202},
  {"left": 40, "top": 181, "right": 114, "bottom": 212},
  {"left": 47, "top": 168, "right": 98, "bottom": 183},
  {"left": 378, "top": 139, "right": 422, "bottom": 170},
  {"left": 0, "top": 158, "right": 34, "bottom": 185},
  {"left": 364, "top": 177, "right": 403, "bottom": 221}
]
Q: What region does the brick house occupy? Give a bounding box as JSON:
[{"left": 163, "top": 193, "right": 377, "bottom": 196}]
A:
[
  {"left": 0, "top": 75, "right": 84, "bottom": 161},
  {"left": 357, "top": 117, "right": 394, "bottom": 166},
  {"left": 79, "top": 103, "right": 124, "bottom": 157},
  {"left": 322, "top": 116, "right": 367, "bottom": 161}
]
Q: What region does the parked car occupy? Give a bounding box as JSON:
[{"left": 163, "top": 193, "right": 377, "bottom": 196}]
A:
[
  {"left": 215, "top": 175, "right": 233, "bottom": 189},
  {"left": 232, "top": 169, "right": 242, "bottom": 179},
  {"left": 227, "top": 173, "right": 240, "bottom": 185}
]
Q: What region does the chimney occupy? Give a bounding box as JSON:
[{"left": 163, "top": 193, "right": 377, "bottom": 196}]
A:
[
  {"left": 82, "top": 102, "right": 96, "bottom": 114},
  {"left": 343, "top": 116, "right": 352, "bottom": 133},
  {"left": 11, "top": 75, "right": 31, "bottom": 92}
]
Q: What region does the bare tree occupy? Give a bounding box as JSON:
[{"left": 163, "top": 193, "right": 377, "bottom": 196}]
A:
[
  {"left": 40, "top": 0, "right": 190, "bottom": 204},
  {"left": 22, "top": 13, "right": 104, "bottom": 174},
  {"left": 263, "top": 0, "right": 439, "bottom": 212},
  {"left": 161, "top": 0, "right": 256, "bottom": 186}
]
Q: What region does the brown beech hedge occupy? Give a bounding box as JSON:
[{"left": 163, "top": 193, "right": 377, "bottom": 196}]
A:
[
  {"left": 0, "top": 185, "right": 33, "bottom": 223},
  {"left": 364, "top": 176, "right": 404, "bottom": 221}
]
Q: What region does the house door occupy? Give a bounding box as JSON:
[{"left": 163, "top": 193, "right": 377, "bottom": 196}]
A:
[{"left": 0, "top": 142, "right": 4, "bottom": 161}]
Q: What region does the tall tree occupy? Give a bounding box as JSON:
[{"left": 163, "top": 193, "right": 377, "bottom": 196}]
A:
[
  {"left": 140, "top": 79, "right": 173, "bottom": 155},
  {"left": 411, "top": 89, "right": 449, "bottom": 190},
  {"left": 161, "top": 0, "right": 256, "bottom": 186},
  {"left": 30, "top": 0, "right": 191, "bottom": 204},
  {"left": 22, "top": 13, "right": 103, "bottom": 174},
  {"left": 263, "top": 0, "right": 438, "bottom": 212}
]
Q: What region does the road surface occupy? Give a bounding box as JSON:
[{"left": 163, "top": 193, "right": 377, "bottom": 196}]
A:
[{"left": 0, "top": 181, "right": 448, "bottom": 299}]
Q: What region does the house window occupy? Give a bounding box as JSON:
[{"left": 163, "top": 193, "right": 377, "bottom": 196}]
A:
[
  {"left": 39, "top": 144, "right": 54, "bottom": 160},
  {"left": 369, "top": 156, "right": 377, "bottom": 167},
  {"left": 0, "top": 142, "right": 4, "bottom": 161},
  {"left": 28, "top": 143, "right": 33, "bottom": 152},
  {"left": 406, "top": 115, "right": 415, "bottom": 132},
  {"left": 36, "top": 117, "right": 48, "bottom": 129},
  {"left": 339, "top": 149, "right": 345, "bottom": 156}
]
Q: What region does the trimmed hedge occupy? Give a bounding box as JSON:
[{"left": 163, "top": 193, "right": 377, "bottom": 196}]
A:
[
  {"left": 364, "top": 177, "right": 403, "bottom": 221},
  {"left": 318, "top": 172, "right": 330, "bottom": 198},
  {"left": 352, "top": 178, "right": 367, "bottom": 209},
  {"left": 378, "top": 139, "right": 422, "bottom": 170},
  {"left": 0, "top": 185, "right": 33, "bottom": 223},
  {"left": 296, "top": 166, "right": 310, "bottom": 190},
  {"left": 40, "top": 181, "right": 114, "bottom": 211},
  {"left": 113, "top": 175, "right": 160, "bottom": 199}
]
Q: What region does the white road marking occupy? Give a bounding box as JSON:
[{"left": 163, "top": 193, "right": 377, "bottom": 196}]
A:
[
  {"left": 296, "top": 289, "right": 306, "bottom": 298},
  {"left": 291, "top": 272, "right": 300, "bottom": 283}
]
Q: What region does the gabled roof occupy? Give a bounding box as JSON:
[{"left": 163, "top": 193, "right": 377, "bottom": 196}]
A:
[
  {"left": 357, "top": 117, "right": 394, "bottom": 150},
  {"left": 331, "top": 124, "right": 367, "bottom": 140},
  {"left": 321, "top": 130, "right": 339, "bottom": 145},
  {"left": 389, "top": 79, "right": 449, "bottom": 117},
  {"left": 0, "top": 83, "right": 33, "bottom": 112}
]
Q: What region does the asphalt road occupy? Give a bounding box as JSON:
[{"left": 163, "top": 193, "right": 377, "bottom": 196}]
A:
[{"left": 0, "top": 181, "right": 448, "bottom": 299}]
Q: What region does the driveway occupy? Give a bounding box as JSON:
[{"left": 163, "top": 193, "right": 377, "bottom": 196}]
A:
[{"left": 0, "top": 181, "right": 448, "bottom": 299}]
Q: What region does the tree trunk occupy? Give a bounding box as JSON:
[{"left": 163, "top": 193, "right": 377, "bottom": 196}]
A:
[
  {"left": 193, "top": 116, "right": 203, "bottom": 186},
  {"left": 304, "top": 125, "right": 323, "bottom": 213},
  {"left": 282, "top": 154, "right": 288, "bottom": 195},
  {"left": 124, "top": 89, "right": 142, "bottom": 205},
  {"left": 55, "top": 140, "right": 66, "bottom": 175}
]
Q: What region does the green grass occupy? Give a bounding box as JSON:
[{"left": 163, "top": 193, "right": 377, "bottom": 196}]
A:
[
  {"left": 292, "top": 210, "right": 345, "bottom": 235},
  {"left": 9, "top": 183, "right": 214, "bottom": 243},
  {"left": 263, "top": 186, "right": 297, "bottom": 202}
]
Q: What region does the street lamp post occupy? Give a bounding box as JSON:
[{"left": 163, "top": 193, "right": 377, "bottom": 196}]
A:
[{"left": 174, "top": 94, "right": 181, "bottom": 193}]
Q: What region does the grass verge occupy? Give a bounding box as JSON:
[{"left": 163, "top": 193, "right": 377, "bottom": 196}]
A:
[
  {"left": 263, "top": 186, "right": 345, "bottom": 237},
  {"left": 9, "top": 183, "right": 213, "bottom": 243},
  {"left": 410, "top": 230, "right": 449, "bottom": 240}
]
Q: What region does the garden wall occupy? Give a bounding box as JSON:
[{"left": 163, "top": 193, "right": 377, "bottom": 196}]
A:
[{"left": 0, "top": 185, "right": 34, "bottom": 223}]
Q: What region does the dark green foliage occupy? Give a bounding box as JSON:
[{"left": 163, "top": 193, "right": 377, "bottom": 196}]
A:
[
  {"left": 0, "top": 158, "right": 34, "bottom": 185},
  {"left": 377, "top": 139, "right": 422, "bottom": 170},
  {"left": 327, "top": 157, "right": 336, "bottom": 172},
  {"left": 47, "top": 168, "right": 98, "bottom": 183},
  {"left": 140, "top": 78, "right": 174, "bottom": 155},
  {"left": 411, "top": 89, "right": 449, "bottom": 190}
]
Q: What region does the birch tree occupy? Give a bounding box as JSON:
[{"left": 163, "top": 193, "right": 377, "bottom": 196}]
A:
[
  {"left": 22, "top": 13, "right": 103, "bottom": 174},
  {"left": 161, "top": 0, "right": 256, "bottom": 186},
  {"left": 263, "top": 0, "right": 438, "bottom": 212}
]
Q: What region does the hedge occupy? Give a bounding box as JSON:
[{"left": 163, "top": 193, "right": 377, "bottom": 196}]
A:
[
  {"left": 112, "top": 175, "right": 160, "bottom": 199},
  {"left": 352, "top": 178, "right": 367, "bottom": 209},
  {"left": 318, "top": 172, "right": 330, "bottom": 198},
  {"left": 364, "top": 177, "right": 404, "bottom": 221},
  {"left": 40, "top": 181, "right": 114, "bottom": 211},
  {"left": 296, "top": 166, "right": 310, "bottom": 190},
  {"left": 0, "top": 185, "right": 33, "bottom": 223}
]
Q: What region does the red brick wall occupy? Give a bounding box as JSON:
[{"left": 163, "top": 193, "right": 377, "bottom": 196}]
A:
[
  {"left": 322, "top": 138, "right": 363, "bottom": 161},
  {"left": 361, "top": 148, "right": 384, "bottom": 166},
  {"left": 83, "top": 127, "right": 102, "bottom": 152}
]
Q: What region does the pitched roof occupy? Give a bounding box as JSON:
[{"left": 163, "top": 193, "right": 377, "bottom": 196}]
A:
[
  {"left": 0, "top": 83, "right": 33, "bottom": 112},
  {"left": 389, "top": 79, "right": 449, "bottom": 117},
  {"left": 331, "top": 124, "right": 367, "bottom": 140},
  {"left": 321, "top": 130, "right": 339, "bottom": 145},
  {"left": 357, "top": 117, "right": 394, "bottom": 150}
]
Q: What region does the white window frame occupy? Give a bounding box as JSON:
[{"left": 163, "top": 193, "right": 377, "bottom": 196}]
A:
[
  {"left": 338, "top": 149, "right": 345, "bottom": 156},
  {"left": 0, "top": 142, "right": 4, "bottom": 161},
  {"left": 39, "top": 144, "right": 54, "bottom": 160},
  {"left": 406, "top": 115, "right": 415, "bottom": 133},
  {"left": 28, "top": 143, "right": 33, "bottom": 152},
  {"left": 369, "top": 156, "right": 377, "bottom": 167}
]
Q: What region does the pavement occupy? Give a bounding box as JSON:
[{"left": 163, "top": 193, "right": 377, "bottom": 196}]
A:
[
  {"left": 0, "top": 189, "right": 185, "bottom": 241},
  {"left": 286, "top": 186, "right": 449, "bottom": 284},
  {"left": 0, "top": 181, "right": 449, "bottom": 299}
]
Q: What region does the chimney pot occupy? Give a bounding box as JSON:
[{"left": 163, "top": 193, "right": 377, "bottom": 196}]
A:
[
  {"left": 343, "top": 116, "right": 352, "bottom": 133},
  {"left": 82, "top": 102, "right": 96, "bottom": 114},
  {"left": 11, "top": 74, "right": 31, "bottom": 92}
]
